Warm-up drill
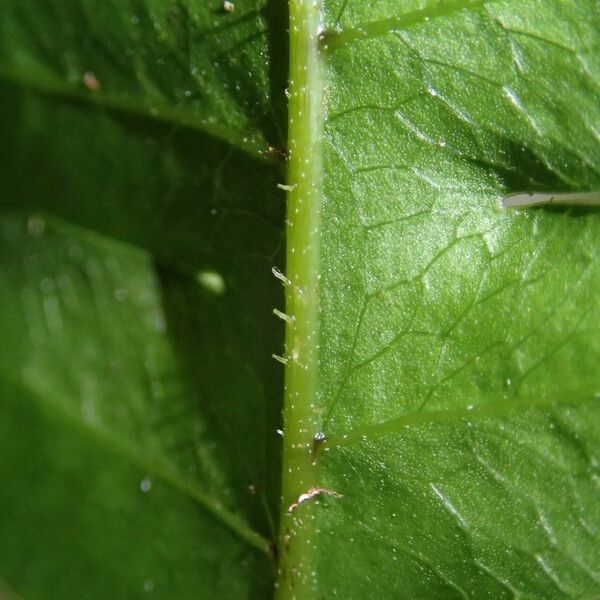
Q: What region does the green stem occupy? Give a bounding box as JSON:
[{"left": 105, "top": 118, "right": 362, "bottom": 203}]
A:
[{"left": 275, "top": 0, "right": 325, "bottom": 596}]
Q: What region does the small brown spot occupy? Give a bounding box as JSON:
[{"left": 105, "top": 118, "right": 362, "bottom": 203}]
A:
[
  {"left": 267, "top": 144, "right": 288, "bottom": 162},
  {"left": 268, "top": 538, "right": 278, "bottom": 560},
  {"left": 83, "top": 71, "right": 101, "bottom": 92}
]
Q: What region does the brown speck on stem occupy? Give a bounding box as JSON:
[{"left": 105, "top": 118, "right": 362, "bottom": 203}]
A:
[
  {"left": 287, "top": 487, "right": 343, "bottom": 514},
  {"left": 268, "top": 144, "right": 288, "bottom": 162}
]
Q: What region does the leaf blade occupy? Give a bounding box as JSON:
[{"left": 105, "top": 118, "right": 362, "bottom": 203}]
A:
[{"left": 312, "top": 1, "right": 600, "bottom": 596}]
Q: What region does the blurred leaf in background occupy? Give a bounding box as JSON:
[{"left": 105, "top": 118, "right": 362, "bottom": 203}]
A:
[{"left": 0, "top": 0, "right": 286, "bottom": 596}]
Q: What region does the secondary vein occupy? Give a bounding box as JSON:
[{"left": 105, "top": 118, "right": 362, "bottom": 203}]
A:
[
  {"left": 322, "top": 0, "right": 493, "bottom": 50},
  {"left": 321, "top": 390, "right": 600, "bottom": 449},
  {"left": 15, "top": 381, "right": 271, "bottom": 555},
  {"left": 0, "top": 66, "right": 270, "bottom": 163}
]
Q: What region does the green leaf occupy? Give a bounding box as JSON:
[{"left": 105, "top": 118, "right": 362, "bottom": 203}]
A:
[
  {"left": 0, "top": 0, "right": 286, "bottom": 594},
  {"left": 310, "top": 1, "right": 600, "bottom": 597},
  {"left": 1, "top": 0, "right": 600, "bottom": 598}
]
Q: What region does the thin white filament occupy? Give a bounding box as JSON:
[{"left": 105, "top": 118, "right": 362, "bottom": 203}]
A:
[{"left": 501, "top": 191, "right": 600, "bottom": 209}]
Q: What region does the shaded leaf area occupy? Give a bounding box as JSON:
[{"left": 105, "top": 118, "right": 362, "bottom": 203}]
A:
[
  {"left": 157, "top": 265, "right": 284, "bottom": 536},
  {"left": 0, "top": 0, "right": 288, "bottom": 595},
  {"left": 0, "top": 86, "right": 286, "bottom": 506},
  {"left": 0, "top": 84, "right": 284, "bottom": 273},
  {"left": 316, "top": 0, "right": 600, "bottom": 596},
  {"left": 0, "top": 213, "right": 279, "bottom": 595},
  {"left": 0, "top": 0, "right": 288, "bottom": 152}
]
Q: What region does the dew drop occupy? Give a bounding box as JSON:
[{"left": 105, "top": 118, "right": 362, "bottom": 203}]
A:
[{"left": 196, "top": 270, "right": 226, "bottom": 296}]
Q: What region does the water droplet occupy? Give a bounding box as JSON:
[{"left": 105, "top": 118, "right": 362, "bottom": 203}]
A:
[{"left": 195, "top": 270, "right": 226, "bottom": 296}]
